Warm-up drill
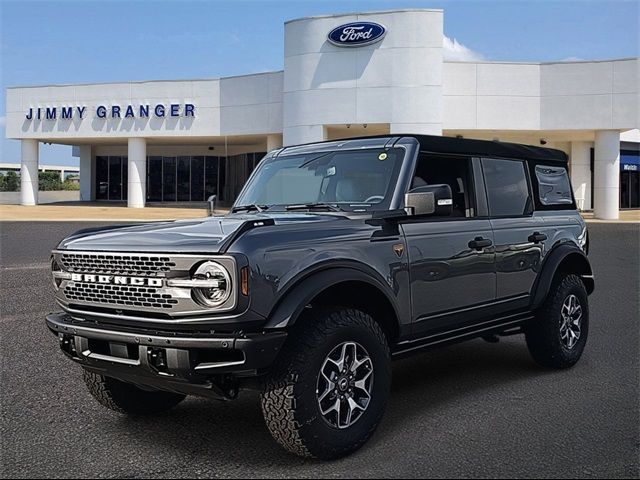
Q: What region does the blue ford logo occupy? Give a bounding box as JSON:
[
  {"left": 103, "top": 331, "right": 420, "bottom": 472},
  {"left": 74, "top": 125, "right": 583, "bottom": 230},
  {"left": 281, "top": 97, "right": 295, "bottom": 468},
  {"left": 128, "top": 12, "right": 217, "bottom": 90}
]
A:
[{"left": 327, "top": 22, "right": 386, "bottom": 47}]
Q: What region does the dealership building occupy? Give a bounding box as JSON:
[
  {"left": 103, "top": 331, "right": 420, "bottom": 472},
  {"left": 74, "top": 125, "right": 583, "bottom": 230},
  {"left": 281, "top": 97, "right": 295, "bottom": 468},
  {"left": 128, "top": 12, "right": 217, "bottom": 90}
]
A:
[{"left": 5, "top": 9, "right": 639, "bottom": 218}]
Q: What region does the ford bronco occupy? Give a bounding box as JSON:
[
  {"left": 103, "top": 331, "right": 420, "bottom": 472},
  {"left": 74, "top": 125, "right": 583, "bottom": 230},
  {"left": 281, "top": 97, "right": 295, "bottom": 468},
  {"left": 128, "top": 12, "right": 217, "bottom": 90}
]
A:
[{"left": 47, "top": 134, "right": 594, "bottom": 459}]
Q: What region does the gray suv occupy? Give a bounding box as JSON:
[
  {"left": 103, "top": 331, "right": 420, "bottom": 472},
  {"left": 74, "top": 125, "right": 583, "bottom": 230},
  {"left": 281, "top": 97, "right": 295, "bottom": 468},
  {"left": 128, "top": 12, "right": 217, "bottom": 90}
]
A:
[{"left": 47, "top": 135, "right": 594, "bottom": 459}]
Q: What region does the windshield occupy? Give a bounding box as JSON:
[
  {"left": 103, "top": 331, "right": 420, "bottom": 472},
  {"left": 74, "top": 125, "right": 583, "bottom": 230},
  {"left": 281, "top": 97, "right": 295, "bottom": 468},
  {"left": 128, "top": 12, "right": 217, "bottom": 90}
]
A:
[{"left": 234, "top": 148, "right": 405, "bottom": 211}]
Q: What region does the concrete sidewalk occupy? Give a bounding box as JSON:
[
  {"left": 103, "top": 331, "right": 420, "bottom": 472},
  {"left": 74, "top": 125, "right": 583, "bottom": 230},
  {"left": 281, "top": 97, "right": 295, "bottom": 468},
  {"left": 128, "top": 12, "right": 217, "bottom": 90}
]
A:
[
  {"left": 0, "top": 203, "right": 212, "bottom": 221},
  {"left": 580, "top": 210, "right": 640, "bottom": 223},
  {"left": 0, "top": 203, "right": 638, "bottom": 222}
]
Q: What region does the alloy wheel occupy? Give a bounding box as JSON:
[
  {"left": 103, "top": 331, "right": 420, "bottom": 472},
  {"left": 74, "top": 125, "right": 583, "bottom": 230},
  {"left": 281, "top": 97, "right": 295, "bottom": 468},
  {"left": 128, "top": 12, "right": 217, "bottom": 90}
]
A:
[
  {"left": 316, "top": 342, "right": 374, "bottom": 429},
  {"left": 560, "top": 294, "right": 583, "bottom": 349}
]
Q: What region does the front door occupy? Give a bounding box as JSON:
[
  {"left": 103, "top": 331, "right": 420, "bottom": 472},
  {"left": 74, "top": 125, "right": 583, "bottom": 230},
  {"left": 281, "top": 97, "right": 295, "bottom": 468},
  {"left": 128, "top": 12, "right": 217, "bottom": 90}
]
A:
[
  {"left": 402, "top": 219, "right": 496, "bottom": 334},
  {"left": 402, "top": 154, "right": 496, "bottom": 336}
]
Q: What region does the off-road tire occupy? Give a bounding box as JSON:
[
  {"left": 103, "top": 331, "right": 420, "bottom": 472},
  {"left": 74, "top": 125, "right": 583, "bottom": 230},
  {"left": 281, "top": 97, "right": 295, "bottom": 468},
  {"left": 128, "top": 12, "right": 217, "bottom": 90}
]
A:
[
  {"left": 261, "top": 307, "right": 391, "bottom": 460},
  {"left": 526, "top": 273, "right": 589, "bottom": 369},
  {"left": 83, "top": 370, "right": 186, "bottom": 415}
]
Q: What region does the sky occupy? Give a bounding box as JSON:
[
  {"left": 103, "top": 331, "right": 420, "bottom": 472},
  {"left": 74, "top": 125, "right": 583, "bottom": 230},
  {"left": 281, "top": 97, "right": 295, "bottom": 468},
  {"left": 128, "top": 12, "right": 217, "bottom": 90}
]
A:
[{"left": 1, "top": 0, "right": 638, "bottom": 166}]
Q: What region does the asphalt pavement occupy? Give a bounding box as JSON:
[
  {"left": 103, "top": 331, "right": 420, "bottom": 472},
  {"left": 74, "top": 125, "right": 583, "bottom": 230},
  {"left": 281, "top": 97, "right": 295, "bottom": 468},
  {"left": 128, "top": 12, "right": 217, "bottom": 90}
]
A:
[{"left": 1, "top": 221, "right": 638, "bottom": 478}]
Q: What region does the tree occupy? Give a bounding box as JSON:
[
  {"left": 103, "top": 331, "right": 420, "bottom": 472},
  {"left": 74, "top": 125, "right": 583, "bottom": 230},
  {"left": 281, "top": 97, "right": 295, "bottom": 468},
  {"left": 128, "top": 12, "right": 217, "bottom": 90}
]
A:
[
  {"left": 38, "top": 171, "right": 63, "bottom": 191},
  {"left": 2, "top": 171, "right": 20, "bottom": 191}
]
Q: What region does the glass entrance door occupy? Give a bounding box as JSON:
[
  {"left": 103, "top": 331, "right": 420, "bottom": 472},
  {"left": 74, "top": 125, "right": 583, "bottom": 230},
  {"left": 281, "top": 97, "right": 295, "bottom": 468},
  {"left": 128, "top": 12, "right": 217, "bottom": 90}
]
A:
[
  {"left": 621, "top": 170, "right": 640, "bottom": 209},
  {"left": 95, "top": 156, "right": 128, "bottom": 201}
]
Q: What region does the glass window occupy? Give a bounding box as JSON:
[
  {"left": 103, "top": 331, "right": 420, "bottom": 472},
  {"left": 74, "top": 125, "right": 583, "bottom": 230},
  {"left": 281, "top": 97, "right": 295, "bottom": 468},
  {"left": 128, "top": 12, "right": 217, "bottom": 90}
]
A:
[
  {"left": 205, "top": 156, "right": 219, "bottom": 200},
  {"left": 163, "top": 157, "right": 176, "bottom": 202},
  {"left": 108, "top": 156, "right": 122, "bottom": 200},
  {"left": 147, "top": 156, "right": 163, "bottom": 202},
  {"left": 218, "top": 157, "right": 227, "bottom": 202},
  {"left": 412, "top": 154, "right": 475, "bottom": 218},
  {"left": 122, "top": 157, "right": 128, "bottom": 200},
  {"left": 535, "top": 165, "right": 573, "bottom": 205},
  {"left": 191, "top": 156, "right": 205, "bottom": 202},
  {"left": 482, "top": 158, "right": 531, "bottom": 216},
  {"left": 96, "top": 156, "right": 109, "bottom": 200},
  {"left": 235, "top": 148, "right": 404, "bottom": 211},
  {"left": 177, "top": 156, "right": 191, "bottom": 201}
]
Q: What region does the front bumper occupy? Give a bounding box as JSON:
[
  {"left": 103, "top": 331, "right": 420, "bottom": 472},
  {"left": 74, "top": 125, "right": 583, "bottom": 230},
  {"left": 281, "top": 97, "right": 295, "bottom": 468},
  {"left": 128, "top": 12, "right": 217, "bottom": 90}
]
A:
[{"left": 46, "top": 312, "right": 287, "bottom": 397}]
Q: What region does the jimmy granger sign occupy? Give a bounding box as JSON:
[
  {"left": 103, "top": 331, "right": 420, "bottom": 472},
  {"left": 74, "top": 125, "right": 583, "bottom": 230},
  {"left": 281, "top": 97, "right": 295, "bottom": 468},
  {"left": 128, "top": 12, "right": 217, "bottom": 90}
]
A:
[{"left": 25, "top": 103, "right": 196, "bottom": 120}]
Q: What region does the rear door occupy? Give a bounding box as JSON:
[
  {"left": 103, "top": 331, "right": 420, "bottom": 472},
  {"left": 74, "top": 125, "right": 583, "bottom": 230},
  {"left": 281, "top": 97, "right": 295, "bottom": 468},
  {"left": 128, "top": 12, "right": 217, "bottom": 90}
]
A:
[{"left": 481, "top": 158, "right": 547, "bottom": 302}]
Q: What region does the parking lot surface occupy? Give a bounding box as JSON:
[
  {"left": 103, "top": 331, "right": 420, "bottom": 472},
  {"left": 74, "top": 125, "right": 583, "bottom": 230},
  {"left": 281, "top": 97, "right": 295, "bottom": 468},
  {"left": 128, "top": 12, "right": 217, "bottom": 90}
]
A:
[{"left": 1, "top": 221, "right": 638, "bottom": 478}]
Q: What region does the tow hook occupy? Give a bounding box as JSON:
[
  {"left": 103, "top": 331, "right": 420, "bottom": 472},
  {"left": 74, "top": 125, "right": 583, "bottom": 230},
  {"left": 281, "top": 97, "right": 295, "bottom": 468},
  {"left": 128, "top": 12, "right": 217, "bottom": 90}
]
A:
[
  {"left": 147, "top": 347, "right": 169, "bottom": 374},
  {"left": 212, "top": 375, "right": 239, "bottom": 401},
  {"left": 59, "top": 334, "right": 78, "bottom": 357}
]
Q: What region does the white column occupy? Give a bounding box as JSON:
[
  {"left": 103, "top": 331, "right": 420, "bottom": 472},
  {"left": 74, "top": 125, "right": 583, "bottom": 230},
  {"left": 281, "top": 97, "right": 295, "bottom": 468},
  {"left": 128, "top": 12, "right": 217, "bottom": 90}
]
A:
[
  {"left": 266, "top": 134, "right": 283, "bottom": 152},
  {"left": 593, "top": 130, "right": 620, "bottom": 220},
  {"left": 79, "top": 145, "right": 94, "bottom": 202},
  {"left": 127, "top": 138, "right": 147, "bottom": 208},
  {"left": 390, "top": 123, "right": 443, "bottom": 136},
  {"left": 570, "top": 141, "right": 592, "bottom": 211},
  {"left": 20, "top": 139, "right": 39, "bottom": 206},
  {"left": 283, "top": 125, "right": 325, "bottom": 146}
]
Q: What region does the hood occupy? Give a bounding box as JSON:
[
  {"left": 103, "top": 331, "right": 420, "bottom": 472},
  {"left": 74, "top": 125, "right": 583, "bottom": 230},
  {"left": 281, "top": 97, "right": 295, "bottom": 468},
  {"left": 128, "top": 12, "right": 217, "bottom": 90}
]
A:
[{"left": 57, "top": 212, "right": 354, "bottom": 253}]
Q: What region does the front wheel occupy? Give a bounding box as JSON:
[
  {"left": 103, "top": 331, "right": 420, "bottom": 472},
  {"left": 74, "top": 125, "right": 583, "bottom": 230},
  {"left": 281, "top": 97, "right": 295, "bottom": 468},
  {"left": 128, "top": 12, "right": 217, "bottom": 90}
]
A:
[
  {"left": 261, "top": 307, "right": 391, "bottom": 459},
  {"left": 526, "top": 273, "right": 589, "bottom": 369}
]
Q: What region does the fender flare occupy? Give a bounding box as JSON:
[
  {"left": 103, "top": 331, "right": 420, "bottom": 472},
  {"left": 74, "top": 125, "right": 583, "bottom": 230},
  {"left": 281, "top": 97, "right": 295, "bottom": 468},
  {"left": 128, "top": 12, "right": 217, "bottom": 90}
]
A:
[
  {"left": 530, "top": 243, "right": 594, "bottom": 310},
  {"left": 263, "top": 266, "right": 400, "bottom": 331}
]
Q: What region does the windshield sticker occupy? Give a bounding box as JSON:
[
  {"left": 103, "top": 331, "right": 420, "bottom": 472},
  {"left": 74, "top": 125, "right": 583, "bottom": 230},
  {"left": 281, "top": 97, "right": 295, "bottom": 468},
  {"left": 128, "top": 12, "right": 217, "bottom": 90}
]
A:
[{"left": 378, "top": 153, "right": 388, "bottom": 161}]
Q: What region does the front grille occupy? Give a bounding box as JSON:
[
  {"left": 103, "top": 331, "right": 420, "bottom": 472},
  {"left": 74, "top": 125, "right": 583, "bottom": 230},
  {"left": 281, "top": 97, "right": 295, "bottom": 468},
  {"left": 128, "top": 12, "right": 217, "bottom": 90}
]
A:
[
  {"left": 60, "top": 253, "right": 175, "bottom": 277},
  {"left": 64, "top": 282, "right": 180, "bottom": 309},
  {"left": 54, "top": 251, "right": 239, "bottom": 319}
]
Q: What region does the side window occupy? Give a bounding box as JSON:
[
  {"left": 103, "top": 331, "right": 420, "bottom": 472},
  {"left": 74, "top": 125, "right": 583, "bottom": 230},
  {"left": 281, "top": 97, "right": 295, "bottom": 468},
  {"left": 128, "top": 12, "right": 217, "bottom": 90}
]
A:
[
  {"left": 482, "top": 158, "right": 532, "bottom": 217},
  {"left": 412, "top": 154, "right": 475, "bottom": 218},
  {"left": 535, "top": 165, "right": 573, "bottom": 205}
]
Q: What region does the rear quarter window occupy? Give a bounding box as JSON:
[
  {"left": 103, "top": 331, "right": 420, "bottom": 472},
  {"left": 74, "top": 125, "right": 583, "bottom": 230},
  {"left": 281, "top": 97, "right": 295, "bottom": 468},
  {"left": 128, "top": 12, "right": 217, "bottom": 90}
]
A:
[{"left": 534, "top": 165, "right": 573, "bottom": 206}]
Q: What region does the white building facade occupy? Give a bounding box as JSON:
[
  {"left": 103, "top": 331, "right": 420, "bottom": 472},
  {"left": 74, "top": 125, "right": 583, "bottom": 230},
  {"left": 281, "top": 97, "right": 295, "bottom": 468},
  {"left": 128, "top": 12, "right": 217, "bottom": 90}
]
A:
[{"left": 5, "top": 9, "right": 639, "bottom": 218}]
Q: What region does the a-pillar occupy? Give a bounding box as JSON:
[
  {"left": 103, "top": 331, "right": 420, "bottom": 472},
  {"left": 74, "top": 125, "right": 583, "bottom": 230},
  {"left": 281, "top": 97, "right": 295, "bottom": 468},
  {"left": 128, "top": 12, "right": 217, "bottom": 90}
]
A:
[
  {"left": 21, "top": 139, "right": 39, "bottom": 205},
  {"left": 593, "top": 130, "right": 620, "bottom": 220},
  {"left": 570, "top": 141, "right": 592, "bottom": 211},
  {"left": 128, "top": 138, "right": 147, "bottom": 208}
]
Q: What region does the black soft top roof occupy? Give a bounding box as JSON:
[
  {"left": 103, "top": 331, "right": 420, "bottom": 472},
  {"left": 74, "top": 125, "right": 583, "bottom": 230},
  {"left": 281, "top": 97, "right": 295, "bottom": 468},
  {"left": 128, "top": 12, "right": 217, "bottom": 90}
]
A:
[
  {"left": 281, "top": 134, "right": 568, "bottom": 163},
  {"left": 397, "top": 134, "right": 568, "bottom": 163}
]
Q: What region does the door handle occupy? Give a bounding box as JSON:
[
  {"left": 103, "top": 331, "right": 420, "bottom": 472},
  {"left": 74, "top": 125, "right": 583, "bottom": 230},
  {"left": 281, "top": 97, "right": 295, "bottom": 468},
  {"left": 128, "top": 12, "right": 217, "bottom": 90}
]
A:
[
  {"left": 468, "top": 236, "right": 493, "bottom": 250},
  {"left": 528, "top": 232, "right": 548, "bottom": 244}
]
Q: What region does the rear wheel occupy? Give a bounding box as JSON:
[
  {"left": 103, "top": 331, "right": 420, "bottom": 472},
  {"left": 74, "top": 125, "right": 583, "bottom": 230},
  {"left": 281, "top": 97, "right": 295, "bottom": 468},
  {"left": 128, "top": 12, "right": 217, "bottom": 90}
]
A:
[
  {"left": 261, "top": 307, "right": 391, "bottom": 459},
  {"left": 83, "top": 370, "right": 186, "bottom": 415},
  {"left": 526, "top": 273, "right": 589, "bottom": 369}
]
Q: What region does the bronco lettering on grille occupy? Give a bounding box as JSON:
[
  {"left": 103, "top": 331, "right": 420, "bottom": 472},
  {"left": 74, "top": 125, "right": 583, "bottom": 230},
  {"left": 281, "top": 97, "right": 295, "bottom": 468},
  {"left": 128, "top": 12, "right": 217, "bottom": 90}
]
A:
[{"left": 70, "top": 273, "right": 163, "bottom": 287}]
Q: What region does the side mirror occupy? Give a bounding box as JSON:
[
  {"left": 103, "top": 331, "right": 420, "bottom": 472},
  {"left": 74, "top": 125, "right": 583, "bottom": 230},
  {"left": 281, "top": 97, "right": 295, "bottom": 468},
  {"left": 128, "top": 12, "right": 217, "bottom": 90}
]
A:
[
  {"left": 207, "top": 195, "right": 217, "bottom": 216},
  {"left": 405, "top": 184, "right": 453, "bottom": 216}
]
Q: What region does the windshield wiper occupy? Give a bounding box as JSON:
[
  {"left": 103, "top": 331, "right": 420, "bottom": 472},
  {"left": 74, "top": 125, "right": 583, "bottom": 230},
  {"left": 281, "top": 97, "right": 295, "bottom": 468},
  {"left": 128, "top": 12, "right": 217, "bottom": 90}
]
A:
[
  {"left": 284, "top": 202, "right": 343, "bottom": 212},
  {"left": 232, "top": 204, "right": 269, "bottom": 213}
]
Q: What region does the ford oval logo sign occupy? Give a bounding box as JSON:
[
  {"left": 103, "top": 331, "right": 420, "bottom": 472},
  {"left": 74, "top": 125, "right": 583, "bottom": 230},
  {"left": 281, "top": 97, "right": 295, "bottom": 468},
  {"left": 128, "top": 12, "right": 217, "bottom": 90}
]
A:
[{"left": 327, "top": 22, "right": 386, "bottom": 47}]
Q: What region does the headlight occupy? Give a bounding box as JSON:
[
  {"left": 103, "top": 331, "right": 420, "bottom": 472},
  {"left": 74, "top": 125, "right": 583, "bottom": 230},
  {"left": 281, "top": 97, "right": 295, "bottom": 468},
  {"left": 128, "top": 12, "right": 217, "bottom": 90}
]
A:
[
  {"left": 51, "top": 256, "right": 63, "bottom": 290},
  {"left": 190, "top": 261, "right": 232, "bottom": 308}
]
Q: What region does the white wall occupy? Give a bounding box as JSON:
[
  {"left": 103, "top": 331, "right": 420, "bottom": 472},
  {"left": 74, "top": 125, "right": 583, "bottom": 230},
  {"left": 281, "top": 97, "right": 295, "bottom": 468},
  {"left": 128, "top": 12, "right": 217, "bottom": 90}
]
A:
[
  {"left": 283, "top": 9, "right": 444, "bottom": 145},
  {"left": 5, "top": 18, "right": 638, "bottom": 144},
  {"left": 6, "top": 73, "right": 284, "bottom": 140},
  {"left": 220, "top": 72, "right": 283, "bottom": 135},
  {"left": 443, "top": 58, "right": 639, "bottom": 132}
]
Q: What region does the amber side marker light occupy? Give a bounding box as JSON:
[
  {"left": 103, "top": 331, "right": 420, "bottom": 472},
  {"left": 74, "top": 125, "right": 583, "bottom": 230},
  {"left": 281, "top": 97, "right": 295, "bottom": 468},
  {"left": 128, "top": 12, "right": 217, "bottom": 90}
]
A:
[{"left": 241, "top": 267, "right": 250, "bottom": 296}]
